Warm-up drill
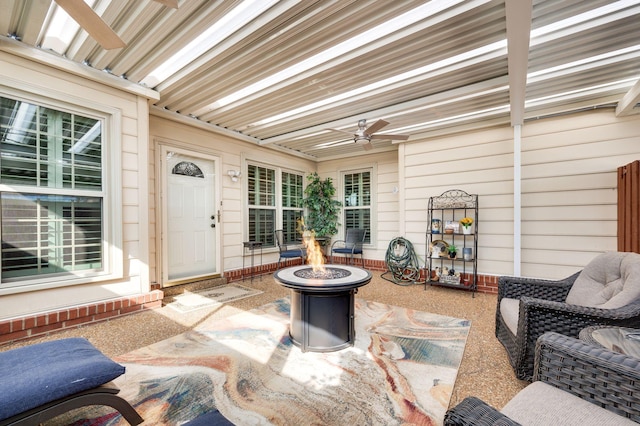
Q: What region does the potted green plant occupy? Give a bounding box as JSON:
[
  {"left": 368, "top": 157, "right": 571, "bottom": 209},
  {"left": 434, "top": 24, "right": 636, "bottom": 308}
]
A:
[
  {"left": 448, "top": 244, "right": 458, "bottom": 259},
  {"left": 301, "top": 172, "right": 342, "bottom": 238}
]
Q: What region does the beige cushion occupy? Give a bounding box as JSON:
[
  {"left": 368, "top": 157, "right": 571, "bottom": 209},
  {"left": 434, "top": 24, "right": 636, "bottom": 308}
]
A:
[
  {"left": 500, "top": 298, "right": 520, "bottom": 336},
  {"left": 565, "top": 252, "right": 640, "bottom": 308},
  {"left": 502, "top": 381, "right": 636, "bottom": 426}
]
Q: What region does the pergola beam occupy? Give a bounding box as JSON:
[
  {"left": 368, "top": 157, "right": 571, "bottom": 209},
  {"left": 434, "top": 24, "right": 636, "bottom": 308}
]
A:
[
  {"left": 505, "top": 0, "right": 532, "bottom": 126},
  {"left": 616, "top": 78, "right": 640, "bottom": 116}
]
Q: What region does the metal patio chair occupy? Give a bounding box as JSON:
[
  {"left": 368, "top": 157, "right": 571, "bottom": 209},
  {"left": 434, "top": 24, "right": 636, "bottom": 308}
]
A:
[
  {"left": 274, "top": 229, "right": 306, "bottom": 270},
  {"left": 330, "top": 228, "right": 366, "bottom": 267}
]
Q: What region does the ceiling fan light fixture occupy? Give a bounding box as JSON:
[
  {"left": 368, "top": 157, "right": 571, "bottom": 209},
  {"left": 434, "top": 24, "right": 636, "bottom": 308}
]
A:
[{"left": 327, "top": 118, "right": 409, "bottom": 150}]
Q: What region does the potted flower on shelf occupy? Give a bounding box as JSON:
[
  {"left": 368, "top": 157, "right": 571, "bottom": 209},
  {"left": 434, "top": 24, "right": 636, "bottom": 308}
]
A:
[
  {"left": 459, "top": 217, "right": 473, "bottom": 234},
  {"left": 448, "top": 244, "right": 458, "bottom": 259}
]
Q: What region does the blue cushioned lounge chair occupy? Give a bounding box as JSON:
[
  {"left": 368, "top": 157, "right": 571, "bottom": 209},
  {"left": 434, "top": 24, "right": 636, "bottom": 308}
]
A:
[{"left": 0, "top": 338, "right": 142, "bottom": 426}]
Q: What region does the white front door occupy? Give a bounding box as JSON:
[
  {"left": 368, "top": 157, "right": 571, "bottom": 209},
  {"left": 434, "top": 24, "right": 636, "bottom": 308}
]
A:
[{"left": 161, "top": 147, "right": 220, "bottom": 284}]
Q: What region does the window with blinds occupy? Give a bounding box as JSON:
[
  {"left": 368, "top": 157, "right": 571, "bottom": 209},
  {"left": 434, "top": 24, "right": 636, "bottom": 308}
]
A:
[
  {"left": 248, "top": 164, "right": 276, "bottom": 245},
  {"left": 247, "top": 164, "right": 303, "bottom": 246},
  {"left": 282, "top": 172, "right": 303, "bottom": 243},
  {"left": 343, "top": 170, "right": 371, "bottom": 244},
  {"left": 0, "top": 96, "right": 105, "bottom": 283}
]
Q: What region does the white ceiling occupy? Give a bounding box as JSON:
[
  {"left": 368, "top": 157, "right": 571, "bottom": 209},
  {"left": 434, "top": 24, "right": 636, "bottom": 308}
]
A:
[{"left": 1, "top": 0, "right": 639, "bottom": 162}]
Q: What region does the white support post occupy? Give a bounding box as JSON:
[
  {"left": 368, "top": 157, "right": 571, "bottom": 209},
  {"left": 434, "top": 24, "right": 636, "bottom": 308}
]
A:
[{"left": 513, "top": 125, "right": 522, "bottom": 276}]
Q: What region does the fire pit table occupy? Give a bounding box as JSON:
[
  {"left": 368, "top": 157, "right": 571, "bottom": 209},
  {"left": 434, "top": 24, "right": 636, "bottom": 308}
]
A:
[{"left": 274, "top": 264, "right": 371, "bottom": 352}]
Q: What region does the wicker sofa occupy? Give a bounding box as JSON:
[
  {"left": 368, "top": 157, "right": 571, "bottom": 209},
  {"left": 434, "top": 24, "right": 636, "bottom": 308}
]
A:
[
  {"left": 444, "top": 331, "right": 640, "bottom": 425},
  {"left": 495, "top": 251, "right": 640, "bottom": 380}
]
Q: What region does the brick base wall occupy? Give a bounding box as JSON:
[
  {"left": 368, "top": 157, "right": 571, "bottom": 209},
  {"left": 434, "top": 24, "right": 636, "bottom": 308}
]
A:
[
  {"left": 477, "top": 274, "right": 499, "bottom": 294},
  {"left": 228, "top": 258, "right": 499, "bottom": 294},
  {"left": 1, "top": 260, "right": 499, "bottom": 346},
  {"left": 0, "top": 290, "right": 164, "bottom": 345}
]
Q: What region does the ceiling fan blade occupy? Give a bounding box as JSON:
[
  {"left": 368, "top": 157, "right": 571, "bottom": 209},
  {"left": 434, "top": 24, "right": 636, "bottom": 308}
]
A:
[
  {"left": 55, "top": 0, "right": 126, "bottom": 50},
  {"left": 364, "top": 119, "right": 389, "bottom": 135},
  {"left": 362, "top": 142, "right": 373, "bottom": 151},
  {"left": 153, "top": 0, "right": 179, "bottom": 8},
  {"left": 370, "top": 133, "right": 410, "bottom": 141}
]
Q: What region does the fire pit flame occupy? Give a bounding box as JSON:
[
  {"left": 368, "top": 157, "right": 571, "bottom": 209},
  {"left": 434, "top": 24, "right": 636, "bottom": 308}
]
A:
[{"left": 302, "top": 229, "right": 325, "bottom": 272}]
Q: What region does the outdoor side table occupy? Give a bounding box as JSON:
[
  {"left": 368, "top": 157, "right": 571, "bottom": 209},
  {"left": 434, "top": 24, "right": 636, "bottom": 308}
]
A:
[
  {"left": 579, "top": 325, "right": 640, "bottom": 359},
  {"left": 242, "top": 241, "right": 263, "bottom": 282}
]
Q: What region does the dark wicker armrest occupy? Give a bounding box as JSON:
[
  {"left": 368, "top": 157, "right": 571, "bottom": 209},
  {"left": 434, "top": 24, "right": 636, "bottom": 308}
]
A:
[
  {"left": 535, "top": 332, "right": 640, "bottom": 422},
  {"left": 498, "top": 271, "right": 580, "bottom": 303},
  {"left": 520, "top": 298, "right": 640, "bottom": 339},
  {"left": 444, "top": 397, "right": 522, "bottom": 426}
]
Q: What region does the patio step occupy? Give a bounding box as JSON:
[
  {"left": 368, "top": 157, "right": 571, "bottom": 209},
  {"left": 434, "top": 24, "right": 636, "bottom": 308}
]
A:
[{"left": 161, "top": 277, "right": 227, "bottom": 303}]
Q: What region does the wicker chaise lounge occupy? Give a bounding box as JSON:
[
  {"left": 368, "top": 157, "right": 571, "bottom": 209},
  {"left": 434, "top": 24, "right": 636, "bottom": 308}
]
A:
[
  {"left": 444, "top": 331, "right": 640, "bottom": 425},
  {"left": 495, "top": 251, "right": 640, "bottom": 380}
]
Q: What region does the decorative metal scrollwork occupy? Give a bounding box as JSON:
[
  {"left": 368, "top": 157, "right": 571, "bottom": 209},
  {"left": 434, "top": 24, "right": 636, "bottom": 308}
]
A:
[
  {"left": 431, "top": 189, "right": 477, "bottom": 208},
  {"left": 172, "top": 161, "right": 204, "bottom": 178}
]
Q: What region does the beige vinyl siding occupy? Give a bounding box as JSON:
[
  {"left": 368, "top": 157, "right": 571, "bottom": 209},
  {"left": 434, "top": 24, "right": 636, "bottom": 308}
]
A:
[
  {"left": 402, "top": 109, "right": 640, "bottom": 281},
  {"left": 402, "top": 126, "right": 515, "bottom": 278},
  {"left": 520, "top": 109, "right": 640, "bottom": 278},
  {"left": 317, "top": 151, "right": 398, "bottom": 261},
  {"left": 149, "top": 115, "right": 315, "bottom": 282},
  {"left": 377, "top": 160, "right": 401, "bottom": 251},
  {"left": 0, "top": 52, "right": 150, "bottom": 319},
  {"left": 221, "top": 152, "right": 243, "bottom": 273},
  {"left": 147, "top": 129, "right": 158, "bottom": 284}
]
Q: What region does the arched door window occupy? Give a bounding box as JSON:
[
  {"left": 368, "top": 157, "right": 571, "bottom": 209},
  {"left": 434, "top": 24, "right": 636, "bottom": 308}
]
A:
[{"left": 172, "top": 161, "right": 204, "bottom": 178}]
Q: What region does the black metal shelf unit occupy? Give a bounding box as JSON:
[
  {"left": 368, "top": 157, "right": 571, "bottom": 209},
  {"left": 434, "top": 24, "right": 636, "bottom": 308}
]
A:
[{"left": 425, "top": 190, "right": 478, "bottom": 294}]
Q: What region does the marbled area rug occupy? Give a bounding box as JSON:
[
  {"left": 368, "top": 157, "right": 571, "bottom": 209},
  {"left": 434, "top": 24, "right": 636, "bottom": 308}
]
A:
[
  {"left": 60, "top": 298, "right": 470, "bottom": 426},
  {"left": 166, "top": 284, "right": 263, "bottom": 313}
]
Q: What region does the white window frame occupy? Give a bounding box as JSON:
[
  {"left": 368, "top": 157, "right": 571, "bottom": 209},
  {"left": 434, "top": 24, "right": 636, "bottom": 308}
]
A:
[
  {"left": 341, "top": 166, "right": 376, "bottom": 246},
  {"left": 0, "top": 87, "right": 123, "bottom": 295},
  {"left": 247, "top": 162, "right": 277, "bottom": 246},
  {"left": 245, "top": 160, "right": 304, "bottom": 248},
  {"left": 276, "top": 168, "right": 306, "bottom": 243}
]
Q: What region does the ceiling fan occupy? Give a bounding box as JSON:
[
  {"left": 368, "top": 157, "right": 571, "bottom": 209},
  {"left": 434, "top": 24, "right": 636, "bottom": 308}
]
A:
[
  {"left": 326, "top": 119, "right": 409, "bottom": 151},
  {"left": 54, "top": 0, "right": 178, "bottom": 50}
]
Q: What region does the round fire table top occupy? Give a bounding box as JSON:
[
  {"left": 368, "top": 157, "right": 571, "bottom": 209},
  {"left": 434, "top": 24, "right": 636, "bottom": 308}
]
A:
[{"left": 274, "top": 264, "right": 372, "bottom": 292}]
